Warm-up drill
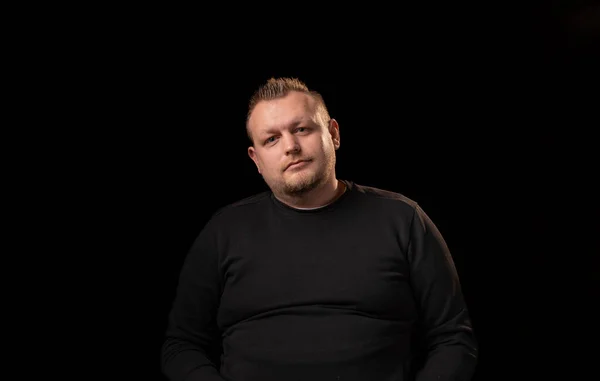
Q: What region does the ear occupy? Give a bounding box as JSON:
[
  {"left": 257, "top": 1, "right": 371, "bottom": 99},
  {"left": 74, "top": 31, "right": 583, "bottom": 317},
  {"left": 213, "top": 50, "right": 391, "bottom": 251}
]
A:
[
  {"left": 248, "top": 146, "right": 262, "bottom": 174},
  {"left": 329, "top": 119, "right": 340, "bottom": 150}
]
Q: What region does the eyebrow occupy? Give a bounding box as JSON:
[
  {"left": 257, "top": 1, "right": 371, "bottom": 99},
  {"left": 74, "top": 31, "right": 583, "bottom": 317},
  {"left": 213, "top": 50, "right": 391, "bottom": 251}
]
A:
[{"left": 259, "top": 120, "right": 303, "bottom": 136}]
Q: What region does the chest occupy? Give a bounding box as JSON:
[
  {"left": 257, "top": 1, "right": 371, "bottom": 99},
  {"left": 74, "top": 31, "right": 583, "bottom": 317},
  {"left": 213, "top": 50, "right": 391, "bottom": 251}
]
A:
[{"left": 217, "top": 220, "right": 417, "bottom": 328}]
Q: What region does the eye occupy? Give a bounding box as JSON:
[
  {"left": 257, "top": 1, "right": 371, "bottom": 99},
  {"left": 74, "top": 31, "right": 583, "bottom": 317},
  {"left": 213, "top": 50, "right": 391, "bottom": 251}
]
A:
[
  {"left": 295, "top": 127, "right": 309, "bottom": 133},
  {"left": 264, "top": 136, "right": 277, "bottom": 145}
]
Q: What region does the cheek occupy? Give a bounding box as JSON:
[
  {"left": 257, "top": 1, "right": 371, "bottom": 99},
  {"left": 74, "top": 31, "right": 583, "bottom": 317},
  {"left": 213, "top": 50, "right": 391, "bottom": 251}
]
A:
[
  {"left": 319, "top": 135, "right": 333, "bottom": 148},
  {"left": 259, "top": 154, "right": 280, "bottom": 173},
  {"left": 317, "top": 138, "right": 333, "bottom": 155}
]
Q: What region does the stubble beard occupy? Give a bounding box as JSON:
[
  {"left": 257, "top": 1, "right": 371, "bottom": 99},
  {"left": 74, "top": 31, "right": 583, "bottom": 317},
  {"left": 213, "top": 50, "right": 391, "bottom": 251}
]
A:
[
  {"left": 282, "top": 170, "right": 320, "bottom": 196},
  {"left": 279, "top": 150, "right": 336, "bottom": 198}
]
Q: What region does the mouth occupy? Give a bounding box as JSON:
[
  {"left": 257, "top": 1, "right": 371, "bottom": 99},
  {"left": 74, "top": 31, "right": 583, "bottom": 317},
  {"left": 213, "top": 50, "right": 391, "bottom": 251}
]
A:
[{"left": 285, "top": 159, "right": 310, "bottom": 171}]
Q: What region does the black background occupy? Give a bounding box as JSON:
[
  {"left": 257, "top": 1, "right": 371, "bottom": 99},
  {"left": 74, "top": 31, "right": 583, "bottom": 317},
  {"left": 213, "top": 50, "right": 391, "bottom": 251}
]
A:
[{"left": 41, "top": 2, "right": 598, "bottom": 380}]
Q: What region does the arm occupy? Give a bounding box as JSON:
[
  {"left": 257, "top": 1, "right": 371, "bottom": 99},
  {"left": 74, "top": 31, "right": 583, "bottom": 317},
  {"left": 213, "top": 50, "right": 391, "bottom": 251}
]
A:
[
  {"left": 407, "top": 205, "right": 478, "bottom": 381},
  {"left": 161, "top": 220, "right": 226, "bottom": 381}
]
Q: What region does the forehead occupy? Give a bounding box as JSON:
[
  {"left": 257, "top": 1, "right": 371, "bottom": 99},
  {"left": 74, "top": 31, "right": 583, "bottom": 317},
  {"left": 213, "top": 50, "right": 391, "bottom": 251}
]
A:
[{"left": 249, "top": 92, "right": 319, "bottom": 134}]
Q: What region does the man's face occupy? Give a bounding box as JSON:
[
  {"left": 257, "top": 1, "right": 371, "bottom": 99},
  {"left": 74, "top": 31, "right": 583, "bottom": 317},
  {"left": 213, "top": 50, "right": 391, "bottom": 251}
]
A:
[{"left": 247, "top": 91, "right": 340, "bottom": 197}]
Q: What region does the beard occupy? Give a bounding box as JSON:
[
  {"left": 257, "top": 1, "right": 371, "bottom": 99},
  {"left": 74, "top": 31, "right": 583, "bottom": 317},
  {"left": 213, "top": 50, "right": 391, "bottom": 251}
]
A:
[
  {"left": 282, "top": 169, "right": 320, "bottom": 195},
  {"left": 276, "top": 148, "right": 336, "bottom": 198}
]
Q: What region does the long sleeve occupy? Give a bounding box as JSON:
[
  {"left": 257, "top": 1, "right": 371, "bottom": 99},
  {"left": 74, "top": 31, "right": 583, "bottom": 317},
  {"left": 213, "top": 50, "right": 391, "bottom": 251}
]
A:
[
  {"left": 161, "top": 220, "right": 226, "bottom": 381},
  {"left": 407, "top": 205, "right": 478, "bottom": 381}
]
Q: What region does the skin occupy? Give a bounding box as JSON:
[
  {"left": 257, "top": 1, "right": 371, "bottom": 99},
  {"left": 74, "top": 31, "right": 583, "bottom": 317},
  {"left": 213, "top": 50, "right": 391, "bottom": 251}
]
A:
[{"left": 247, "top": 91, "right": 344, "bottom": 209}]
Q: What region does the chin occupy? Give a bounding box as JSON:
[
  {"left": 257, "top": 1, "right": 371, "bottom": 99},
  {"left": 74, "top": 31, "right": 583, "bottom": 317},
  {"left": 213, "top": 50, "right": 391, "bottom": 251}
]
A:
[{"left": 283, "top": 171, "right": 322, "bottom": 195}]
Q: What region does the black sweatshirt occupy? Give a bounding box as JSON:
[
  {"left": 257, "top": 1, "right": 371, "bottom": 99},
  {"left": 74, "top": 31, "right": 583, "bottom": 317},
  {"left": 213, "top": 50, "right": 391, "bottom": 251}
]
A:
[{"left": 161, "top": 180, "right": 478, "bottom": 381}]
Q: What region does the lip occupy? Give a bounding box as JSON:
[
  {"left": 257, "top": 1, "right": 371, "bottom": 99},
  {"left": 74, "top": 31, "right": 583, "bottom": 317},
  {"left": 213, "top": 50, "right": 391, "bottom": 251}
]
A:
[{"left": 285, "top": 160, "right": 310, "bottom": 170}]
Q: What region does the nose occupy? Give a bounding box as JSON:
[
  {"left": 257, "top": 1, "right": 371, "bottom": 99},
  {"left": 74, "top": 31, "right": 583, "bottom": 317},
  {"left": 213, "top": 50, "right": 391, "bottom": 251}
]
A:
[{"left": 283, "top": 134, "right": 300, "bottom": 155}]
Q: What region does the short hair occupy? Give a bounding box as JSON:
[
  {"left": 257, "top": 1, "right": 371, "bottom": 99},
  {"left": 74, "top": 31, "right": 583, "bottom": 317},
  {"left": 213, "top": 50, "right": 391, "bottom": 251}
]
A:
[{"left": 246, "top": 77, "right": 330, "bottom": 144}]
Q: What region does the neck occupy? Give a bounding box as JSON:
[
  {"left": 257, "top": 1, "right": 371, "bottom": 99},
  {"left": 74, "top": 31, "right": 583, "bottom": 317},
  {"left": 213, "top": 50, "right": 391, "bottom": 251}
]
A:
[{"left": 274, "top": 178, "right": 345, "bottom": 209}]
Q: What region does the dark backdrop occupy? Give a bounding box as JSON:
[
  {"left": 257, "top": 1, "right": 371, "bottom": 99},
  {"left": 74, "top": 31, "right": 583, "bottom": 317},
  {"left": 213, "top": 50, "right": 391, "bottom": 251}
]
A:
[{"left": 63, "top": 2, "right": 598, "bottom": 380}]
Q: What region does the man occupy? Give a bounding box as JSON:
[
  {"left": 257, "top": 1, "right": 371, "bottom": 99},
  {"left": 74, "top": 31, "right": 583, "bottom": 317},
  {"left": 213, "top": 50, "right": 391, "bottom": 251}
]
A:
[{"left": 161, "top": 77, "right": 478, "bottom": 380}]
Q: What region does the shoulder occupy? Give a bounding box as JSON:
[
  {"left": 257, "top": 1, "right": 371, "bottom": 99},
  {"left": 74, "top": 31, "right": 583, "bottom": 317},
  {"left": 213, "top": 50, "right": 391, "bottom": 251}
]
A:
[
  {"left": 348, "top": 181, "right": 419, "bottom": 211},
  {"left": 345, "top": 181, "right": 445, "bottom": 235},
  {"left": 210, "top": 190, "right": 271, "bottom": 220}
]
